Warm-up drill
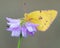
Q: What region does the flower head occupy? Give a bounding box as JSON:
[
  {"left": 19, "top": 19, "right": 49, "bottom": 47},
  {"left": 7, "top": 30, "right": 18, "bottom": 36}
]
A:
[{"left": 6, "top": 17, "right": 38, "bottom": 37}]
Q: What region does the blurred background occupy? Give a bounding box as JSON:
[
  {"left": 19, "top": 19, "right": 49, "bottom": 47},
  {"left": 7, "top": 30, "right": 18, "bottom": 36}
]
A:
[{"left": 0, "top": 0, "right": 60, "bottom": 48}]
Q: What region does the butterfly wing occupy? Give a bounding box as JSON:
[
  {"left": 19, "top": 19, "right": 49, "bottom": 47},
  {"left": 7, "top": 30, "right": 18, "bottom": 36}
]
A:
[{"left": 24, "top": 10, "right": 58, "bottom": 31}]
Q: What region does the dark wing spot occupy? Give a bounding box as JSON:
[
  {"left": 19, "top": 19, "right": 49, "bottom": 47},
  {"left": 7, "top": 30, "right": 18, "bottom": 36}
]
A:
[
  {"left": 29, "top": 18, "right": 33, "bottom": 20},
  {"left": 44, "top": 21, "right": 48, "bottom": 25},
  {"left": 40, "top": 10, "right": 41, "bottom": 12},
  {"left": 46, "top": 21, "right": 48, "bottom": 22},
  {"left": 39, "top": 16, "right": 43, "bottom": 20},
  {"left": 44, "top": 23, "right": 46, "bottom": 25}
]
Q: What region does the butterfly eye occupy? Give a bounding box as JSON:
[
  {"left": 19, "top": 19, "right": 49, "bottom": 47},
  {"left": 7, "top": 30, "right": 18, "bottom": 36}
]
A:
[{"left": 39, "top": 16, "right": 43, "bottom": 20}]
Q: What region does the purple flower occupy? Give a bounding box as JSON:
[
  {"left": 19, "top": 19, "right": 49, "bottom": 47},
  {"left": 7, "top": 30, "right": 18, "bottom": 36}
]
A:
[
  {"left": 6, "top": 17, "right": 21, "bottom": 37},
  {"left": 6, "top": 17, "right": 38, "bottom": 37}
]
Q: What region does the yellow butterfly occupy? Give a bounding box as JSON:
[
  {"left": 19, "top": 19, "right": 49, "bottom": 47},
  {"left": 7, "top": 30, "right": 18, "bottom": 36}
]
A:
[{"left": 24, "top": 10, "right": 58, "bottom": 31}]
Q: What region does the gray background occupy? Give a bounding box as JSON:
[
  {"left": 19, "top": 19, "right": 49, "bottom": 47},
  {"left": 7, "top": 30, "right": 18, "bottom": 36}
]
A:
[{"left": 0, "top": 0, "right": 60, "bottom": 48}]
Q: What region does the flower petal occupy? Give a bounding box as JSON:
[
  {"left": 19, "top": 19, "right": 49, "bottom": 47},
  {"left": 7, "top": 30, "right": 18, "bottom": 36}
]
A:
[
  {"left": 25, "top": 22, "right": 37, "bottom": 32},
  {"left": 21, "top": 26, "right": 27, "bottom": 37},
  {"left": 6, "top": 28, "right": 12, "bottom": 31},
  {"left": 7, "top": 26, "right": 21, "bottom": 31},
  {"left": 26, "top": 26, "right": 34, "bottom": 32},
  {"left": 7, "top": 22, "right": 20, "bottom": 25},
  {"left": 28, "top": 32, "right": 35, "bottom": 36},
  {"left": 26, "top": 22, "right": 38, "bottom": 26},
  {"left": 10, "top": 24, "right": 19, "bottom": 28},
  {"left": 11, "top": 31, "right": 21, "bottom": 37},
  {"left": 6, "top": 17, "right": 21, "bottom": 23}
]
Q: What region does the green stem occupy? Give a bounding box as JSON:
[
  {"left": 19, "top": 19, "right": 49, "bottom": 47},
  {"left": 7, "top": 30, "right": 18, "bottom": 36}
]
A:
[{"left": 17, "top": 35, "right": 22, "bottom": 48}]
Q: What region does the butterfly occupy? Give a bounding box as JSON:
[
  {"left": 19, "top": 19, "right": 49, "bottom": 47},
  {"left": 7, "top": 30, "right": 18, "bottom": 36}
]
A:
[{"left": 24, "top": 10, "right": 58, "bottom": 31}]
